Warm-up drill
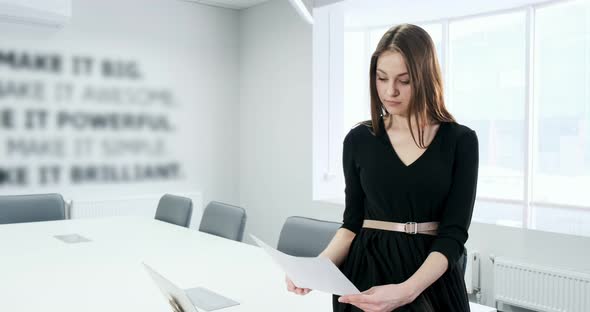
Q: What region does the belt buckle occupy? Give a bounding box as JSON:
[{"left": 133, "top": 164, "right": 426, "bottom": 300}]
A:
[{"left": 405, "top": 222, "right": 418, "bottom": 234}]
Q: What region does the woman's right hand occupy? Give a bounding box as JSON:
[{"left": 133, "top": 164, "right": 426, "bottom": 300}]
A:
[{"left": 285, "top": 276, "right": 312, "bottom": 295}]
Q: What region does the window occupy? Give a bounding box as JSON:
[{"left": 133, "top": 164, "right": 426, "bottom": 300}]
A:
[
  {"left": 344, "top": 31, "right": 369, "bottom": 133},
  {"left": 533, "top": 1, "right": 590, "bottom": 208},
  {"left": 530, "top": 0, "right": 590, "bottom": 235},
  {"left": 313, "top": 0, "right": 590, "bottom": 237},
  {"left": 449, "top": 12, "right": 527, "bottom": 202}
]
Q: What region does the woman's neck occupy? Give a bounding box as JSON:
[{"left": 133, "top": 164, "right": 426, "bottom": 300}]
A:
[
  {"left": 387, "top": 114, "right": 409, "bottom": 130},
  {"left": 384, "top": 114, "right": 437, "bottom": 131}
]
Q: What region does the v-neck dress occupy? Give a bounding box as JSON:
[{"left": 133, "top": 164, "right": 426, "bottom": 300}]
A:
[{"left": 333, "top": 117, "right": 479, "bottom": 312}]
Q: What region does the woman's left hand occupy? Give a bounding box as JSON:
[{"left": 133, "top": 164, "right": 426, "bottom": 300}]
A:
[{"left": 338, "top": 283, "right": 417, "bottom": 312}]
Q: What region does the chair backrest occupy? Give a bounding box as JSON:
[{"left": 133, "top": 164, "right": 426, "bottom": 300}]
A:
[
  {"left": 154, "top": 194, "right": 193, "bottom": 228},
  {"left": 459, "top": 248, "right": 468, "bottom": 276},
  {"left": 277, "top": 216, "right": 341, "bottom": 257},
  {"left": 0, "top": 193, "right": 66, "bottom": 225},
  {"left": 0, "top": 169, "right": 7, "bottom": 183},
  {"left": 199, "top": 201, "right": 246, "bottom": 242}
]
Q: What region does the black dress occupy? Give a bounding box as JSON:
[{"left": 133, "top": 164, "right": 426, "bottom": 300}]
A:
[{"left": 333, "top": 117, "right": 479, "bottom": 312}]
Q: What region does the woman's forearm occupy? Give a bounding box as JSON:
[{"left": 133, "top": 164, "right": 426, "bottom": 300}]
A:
[
  {"left": 403, "top": 251, "right": 449, "bottom": 300},
  {"left": 319, "top": 228, "right": 356, "bottom": 267}
]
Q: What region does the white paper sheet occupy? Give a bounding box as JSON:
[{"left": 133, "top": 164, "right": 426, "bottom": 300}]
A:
[{"left": 250, "top": 234, "right": 360, "bottom": 296}]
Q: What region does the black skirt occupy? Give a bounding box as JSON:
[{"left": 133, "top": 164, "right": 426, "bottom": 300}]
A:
[{"left": 332, "top": 228, "right": 471, "bottom": 312}]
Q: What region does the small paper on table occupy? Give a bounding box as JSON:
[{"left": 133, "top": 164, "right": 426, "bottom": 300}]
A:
[{"left": 250, "top": 234, "right": 360, "bottom": 296}]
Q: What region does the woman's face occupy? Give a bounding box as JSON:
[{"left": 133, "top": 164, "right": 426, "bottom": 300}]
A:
[{"left": 375, "top": 51, "right": 412, "bottom": 116}]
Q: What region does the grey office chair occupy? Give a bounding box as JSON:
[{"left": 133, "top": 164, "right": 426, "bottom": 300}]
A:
[
  {"left": 154, "top": 194, "right": 193, "bottom": 228},
  {"left": 0, "top": 169, "right": 7, "bottom": 183},
  {"left": 0, "top": 193, "right": 66, "bottom": 224},
  {"left": 277, "top": 216, "right": 342, "bottom": 257},
  {"left": 199, "top": 201, "right": 247, "bottom": 242}
]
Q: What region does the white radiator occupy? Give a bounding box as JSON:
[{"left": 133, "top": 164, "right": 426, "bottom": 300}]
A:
[
  {"left": 70, "top": 192, "right": 203, "bottom": 229},
  {"left": 494, "top": 257, "right": 590, "bottom": 312}
]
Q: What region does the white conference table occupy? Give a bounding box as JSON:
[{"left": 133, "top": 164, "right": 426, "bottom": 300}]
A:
[{"left": 0, "top": 217, "right": 495, "bottom": 311}]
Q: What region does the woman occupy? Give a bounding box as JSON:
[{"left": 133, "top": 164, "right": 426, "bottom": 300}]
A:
[{"left": 286, "top": 24, "right": 478, "bottom": 311}]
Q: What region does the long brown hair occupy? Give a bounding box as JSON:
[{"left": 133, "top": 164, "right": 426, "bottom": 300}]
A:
[{"left": 369, "top": 24, "right": 455, "bottom": 148}]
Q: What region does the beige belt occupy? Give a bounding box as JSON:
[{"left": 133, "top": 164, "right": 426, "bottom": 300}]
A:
[{"left": 363, "top": 220, "right": 439, "bottom": 236}]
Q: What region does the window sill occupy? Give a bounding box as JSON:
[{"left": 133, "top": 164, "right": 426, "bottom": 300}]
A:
[{"left": 313, "top": 197, "right": 345, "bottom": 207}]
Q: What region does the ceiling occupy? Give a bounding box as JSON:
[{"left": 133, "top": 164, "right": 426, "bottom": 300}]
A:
[
  {"left": 342, "top": 0, "right": 556, "bottom": 28},
  {"left": 182, "top": 0, "right": 345, "bottom": 10},
  {"left": 181, "top": 0, "right": 271, "bottom": 10}
]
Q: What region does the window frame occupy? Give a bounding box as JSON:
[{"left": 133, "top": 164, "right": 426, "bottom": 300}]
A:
[{"left": 312, "top": 0, "right": 590, "bottom": 235}]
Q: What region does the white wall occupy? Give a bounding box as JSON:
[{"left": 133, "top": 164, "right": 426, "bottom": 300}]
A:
[
  {"left": 0, "top": 0, "right": 240, "bottom": 207},
  {"left": 239, "top": 0, "right": 590, "bottom": 309},
  {"left": 239, "top": 0, "right": 344, "bottom": 246}
]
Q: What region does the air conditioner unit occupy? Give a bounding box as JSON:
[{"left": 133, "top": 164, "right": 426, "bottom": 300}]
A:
[{"left": 0, "top": 0, "right": 71, "bottom": 27}]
